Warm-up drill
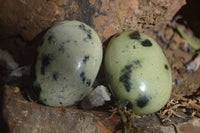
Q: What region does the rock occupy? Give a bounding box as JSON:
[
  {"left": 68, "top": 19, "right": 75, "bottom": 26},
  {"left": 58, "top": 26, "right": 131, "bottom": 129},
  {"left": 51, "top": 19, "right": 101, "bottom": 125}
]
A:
[
  {"left": 2, "top": 85, "right": 199, "bottom": 133},
  {"left": 0, "top": 0, "right": 192, "bottom": 133},
  {"left": 177, "top": 118, "right": 200, "bottom": 133},
  {"left": 0, "top": 49, "right": 18, "bottom": 70},
  {"left": 2, "top": 85, "right": 119, "bottom": 133},
  {"left": 0, "top": 0, "right": 186, "bottom": 42},
  {"left": 81, "top": 85, "right": 111, "bottom": 109}
]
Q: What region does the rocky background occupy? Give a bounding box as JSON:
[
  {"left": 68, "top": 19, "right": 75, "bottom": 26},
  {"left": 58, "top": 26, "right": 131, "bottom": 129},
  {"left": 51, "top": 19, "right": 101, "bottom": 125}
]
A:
[
  {"left": 1, "top": 0, "right": 200, "bottom": 133},
  {"left": 0, "top": 0, "right": 185, "bottom": 41}
]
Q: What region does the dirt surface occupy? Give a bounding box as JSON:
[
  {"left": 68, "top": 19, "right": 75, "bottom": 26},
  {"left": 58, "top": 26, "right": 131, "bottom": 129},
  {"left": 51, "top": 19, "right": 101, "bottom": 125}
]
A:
[
  {"left": 0, "top": 0, "right": 200, "bottom": 133},
  {"left": 151, "top": 25, "right": 200, "bottom": 97}
]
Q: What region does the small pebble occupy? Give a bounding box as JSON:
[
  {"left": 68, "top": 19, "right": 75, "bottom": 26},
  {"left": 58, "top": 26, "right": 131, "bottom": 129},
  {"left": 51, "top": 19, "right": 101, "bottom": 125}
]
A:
[
  {"left": 0, "top": 49, "right": 18, "bottom": 70},
  {"left": 186, "top": 54, "right": 200, "bottom": 72},
  {"left": 81, "top": 85, "right": 111, "bottom": 109},
  {"left": 175, "top": 79, "right": 181, "bottom": 86}
]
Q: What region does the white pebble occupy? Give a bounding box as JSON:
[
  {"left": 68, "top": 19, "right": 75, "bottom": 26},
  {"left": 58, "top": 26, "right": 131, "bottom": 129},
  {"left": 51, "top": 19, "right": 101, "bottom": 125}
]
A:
[
  {"left": 10, "top": 66, "right": 30, "bottom": 77},
  {"left": 0, "top": 49, "right": 18, "bottom": 70},
  {"left": 81, "top": 85, "right": 111, "bottom": 109},
  {"left": 186, "top": 54, "right": 200, "bottom": 72}
]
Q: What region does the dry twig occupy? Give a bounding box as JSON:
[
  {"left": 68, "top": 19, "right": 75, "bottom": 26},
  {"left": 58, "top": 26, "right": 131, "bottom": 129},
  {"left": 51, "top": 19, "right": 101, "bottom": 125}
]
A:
[
  {"left": 171, "top": 93, "right": 200, "bottom": 112},
  {"left": 108, "top": 106, "right": 140, "bottom": 133},
  {"left": 160, "top": 92, "right": 200, "bottom": 121}
]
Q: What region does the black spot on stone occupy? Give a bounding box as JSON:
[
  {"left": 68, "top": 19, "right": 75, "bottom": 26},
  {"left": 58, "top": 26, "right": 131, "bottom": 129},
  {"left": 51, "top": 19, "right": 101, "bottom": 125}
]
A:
[
  {"left": 79, "top": 24, "right": 87, "bottom": 31},
  {"left": 59, "top": 102, "right": 62, "bottom": 104},
  {"left": 86, "top": 79, "right": 91, "bottom": 86},
  {"left": 41, "top": 54, "right": 54, "bottom": 75},
  {"left": 48, "top": 34, "right": 53, "bottom": 39},
  {"left": 83, "top": 56, "right": 90, "bottom": 64},
  {"left": 129, "top": 31, "right": 140, "bottom": 40},
  {"left": 136, "top": 95, "right": 149, "bottom": 108},
  {"left": 66, "top": 40, "right": 70, "bottom": 43},
  {"left": 119, "top": 60, "right": 142, "bottom": 92},
  {"left": 52, "top": 72, "right": 59, "bottom": 81},
  {"left": 82, "top": 77, "right": 86, "bottom": 82},
  {"left": 80, "top": 72, "right": 86, "bottom": 83},
  {"left": 80, "top": 71, "right": 91, "bottom": 86},
  {"left": 48, "top": 34, "right": 57, "bottom": 44},
  {"left": 133, "top": 45, "right": 136, "bottom": 49},
  {"left": 79, "top": 24, "right": 92, "bottom": 41},
  {"left": 80, "top": 71, "right": 85, "bottom": 77},
  {"left": 132, "top": 60, "right": 142, "bottom": 69},
  {"left": 119, "top": 64, "right": 133, "bottom": 92},
  {"left": 141, "top": 39, "right": 152, "bottom": 47},
  {"left": 164, "top": 64, "right": 169, "bottom": 70},
  {"left": 58, "top": 45, "right": 65, "bottom": 53},
  {"left": 88, "top": 34, "right": 92, "bottom": 39}
]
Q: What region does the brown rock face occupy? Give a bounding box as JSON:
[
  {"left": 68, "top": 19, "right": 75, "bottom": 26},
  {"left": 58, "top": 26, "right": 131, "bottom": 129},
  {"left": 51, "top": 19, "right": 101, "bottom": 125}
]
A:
[
  {"left": 0, "top": 0, "right": 186, "bottom": 42},
  {"left": 2, "top": 85, "right": 120, "bottom": 133},
  {"left": 0, "top": 0, "right": 188, "bottom": 133},
  {"left": 2, "top": 85, "right": 200, "bottom": 133}
]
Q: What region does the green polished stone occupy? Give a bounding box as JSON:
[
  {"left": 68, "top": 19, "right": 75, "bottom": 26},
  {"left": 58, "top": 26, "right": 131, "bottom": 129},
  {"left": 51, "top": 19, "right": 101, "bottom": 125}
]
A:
[
  {"left": 34, "top": 20, "right": 103, "bottom": 107},
  {"left": 104, "top": 31, "right": 172, "bottom": 114}
]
